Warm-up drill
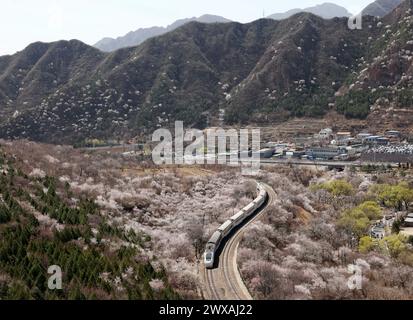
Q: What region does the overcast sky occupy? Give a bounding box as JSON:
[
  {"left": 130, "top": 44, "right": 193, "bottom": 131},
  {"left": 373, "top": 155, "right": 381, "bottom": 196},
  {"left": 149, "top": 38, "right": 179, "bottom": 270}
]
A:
[{"left": 0, "top": 0, "right": 373, "bottom": 56}]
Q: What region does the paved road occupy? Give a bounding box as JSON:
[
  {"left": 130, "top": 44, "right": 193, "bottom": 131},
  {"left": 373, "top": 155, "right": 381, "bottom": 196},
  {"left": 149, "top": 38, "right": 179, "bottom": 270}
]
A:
[{"left": 201, "top": 183, "right": 277, "bottom": 300}]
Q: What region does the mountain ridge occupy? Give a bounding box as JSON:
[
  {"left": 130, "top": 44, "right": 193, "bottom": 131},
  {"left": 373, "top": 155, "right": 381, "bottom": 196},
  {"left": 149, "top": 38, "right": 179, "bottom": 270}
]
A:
[
  {"left": 93, "top": 1, "right": 406, "bottom": 53},
  {"left": 268, "top": 2, "right": 351, "bottom": 20}
]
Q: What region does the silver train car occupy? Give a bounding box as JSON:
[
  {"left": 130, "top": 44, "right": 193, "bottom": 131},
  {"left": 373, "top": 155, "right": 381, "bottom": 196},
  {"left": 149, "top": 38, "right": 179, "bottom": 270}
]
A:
[{"left": 204, "top": 183, "right": 268, "bottom": 269}]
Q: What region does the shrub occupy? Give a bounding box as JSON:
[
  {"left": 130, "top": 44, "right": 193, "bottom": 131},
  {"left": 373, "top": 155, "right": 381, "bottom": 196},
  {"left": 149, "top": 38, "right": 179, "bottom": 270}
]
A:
[
  {"left": 371, "top": 183, "right": 413, "bottom": 211},
  {"left": 312, "top": 180, "right": 354, "bottom": 197},
  {"left": 338, "top": 202, "right": 383, "bottom": 238},
  {"left": 359, "top": 236, "right": 375, "bottom": 254},
  {"left": 357, "top": 201, "right": 383, "bottom": 221},
  {"left": 379, "top": 235, "right": 407, "bottom": 258}
]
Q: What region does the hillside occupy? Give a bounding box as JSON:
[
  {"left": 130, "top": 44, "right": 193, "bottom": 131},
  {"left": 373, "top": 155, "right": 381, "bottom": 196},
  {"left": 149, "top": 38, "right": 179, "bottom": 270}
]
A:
[
  {"left": 337, "top": 0, "right": 413, "bottom": 130},
  {"left": 0, "top": 142, "right": 178, "bottom": 299},
  {"left": 0, "top": 140, "right": 255, "bottom": 299},
  {"left": 0, "top": 1, "right": 412, "bottom": 144},
  {"left": 94, "top": 14, "right": 231, "bottom": 52}
]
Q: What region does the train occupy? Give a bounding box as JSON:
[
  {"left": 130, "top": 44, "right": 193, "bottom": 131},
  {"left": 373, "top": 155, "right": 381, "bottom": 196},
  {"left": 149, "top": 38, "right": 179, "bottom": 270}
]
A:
[{"left": 204, "top": 183, "right": 268, "bottom": 269}]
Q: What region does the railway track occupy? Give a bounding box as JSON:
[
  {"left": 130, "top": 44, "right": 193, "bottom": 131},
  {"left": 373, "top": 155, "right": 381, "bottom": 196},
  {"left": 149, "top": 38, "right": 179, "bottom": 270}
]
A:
[{"left": 202, "top": 183, "right": 277, "bottom": 300}]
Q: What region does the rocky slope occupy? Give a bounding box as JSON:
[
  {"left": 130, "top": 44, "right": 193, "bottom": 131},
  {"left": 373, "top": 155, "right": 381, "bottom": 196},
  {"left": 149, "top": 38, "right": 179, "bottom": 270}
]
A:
[{"left": 337, "top": 0, "right": 413, "bottom": 130}]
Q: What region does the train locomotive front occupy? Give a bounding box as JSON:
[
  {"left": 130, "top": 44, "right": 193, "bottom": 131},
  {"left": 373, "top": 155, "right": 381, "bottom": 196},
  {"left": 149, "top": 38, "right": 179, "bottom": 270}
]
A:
[{"left": 204, "top": 183, "right": 267, "bottom": 269}]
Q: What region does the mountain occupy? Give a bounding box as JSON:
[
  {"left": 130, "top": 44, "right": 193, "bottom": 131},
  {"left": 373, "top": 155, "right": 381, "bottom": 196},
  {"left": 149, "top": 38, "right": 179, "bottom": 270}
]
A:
[
  {"left": 337, "top": 0, "right": 413, "bottom": 130},
  {"left": 268, "top": 2, "right": 351, "bottom": 20},
  {"left": 0, "top": 0, "right": 412, "bottom": 144},
  {"left": 362, "top": 0, "right": 404, "bottom": 17},
  {"left": 94, "top": 14, "right": 231, "bottom": 52}
]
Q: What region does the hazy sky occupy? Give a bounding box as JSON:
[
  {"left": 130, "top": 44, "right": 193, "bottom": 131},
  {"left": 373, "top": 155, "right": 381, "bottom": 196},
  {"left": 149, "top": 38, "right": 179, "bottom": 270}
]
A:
[{"left": 0, "top": 0, "right": 373, "bottom": 56}]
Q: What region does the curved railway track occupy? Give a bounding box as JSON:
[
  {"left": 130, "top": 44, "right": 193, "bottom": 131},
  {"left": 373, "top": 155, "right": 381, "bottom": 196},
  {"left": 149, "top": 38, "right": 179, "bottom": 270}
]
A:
[{"left": 201, "top": 183, "right": 277, "bottom": 300}]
